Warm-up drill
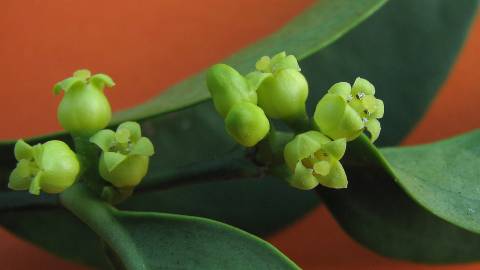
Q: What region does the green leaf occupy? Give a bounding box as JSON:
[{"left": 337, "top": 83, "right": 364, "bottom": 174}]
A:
[
  {"left": 318, "top": 131, "right": 480, "bottom": 263},
  {"left": 60, "top": 184, "right": 299, "bottom": 270},
  {"left": 301, "top": 0, "right": 479, "bottom": 146},
  {"left": 382, "top": 130, "right": 480, "bottom": 234}
]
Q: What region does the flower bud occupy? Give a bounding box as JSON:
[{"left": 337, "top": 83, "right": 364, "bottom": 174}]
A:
[
  {"left": 54, "top": 69, "right": 115, "bottom": 136},
  {"left": 225, "top": 102, "right": 270, "bottom": 147},
  {"left": 90, "top": 121, "right": 155, "bottom": 188},
  {"left": 206, "top": 64, "right": 257, "bottom": 118},
  {"left": 255, "top": 52, "right": 308, "bottom": 122},
  {"left": 9, "top": 140, "right": 80, "bottom": 195},
  {"left": 313, "top": 78, "right": 384, "bottom": 142},
  {"left": 283, "top": 131, "right": 347, "bottom": 190}
]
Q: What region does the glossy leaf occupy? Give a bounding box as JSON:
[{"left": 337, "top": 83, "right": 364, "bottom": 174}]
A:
[
  {"left": 319, "top": 131, "right": 480, "bottom": 263},
  {"left": 60, "top": 184, "right": 299, "bottom": 270},
  {"left": 382, "top": 130, "right": 480, "bottom": 234},
  {"left": 301, "top": 0, "right": 479, "bottom": 146}
]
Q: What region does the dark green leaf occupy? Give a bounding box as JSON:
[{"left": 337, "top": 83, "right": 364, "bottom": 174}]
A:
[
  {"left": 319, "top": 131, "right": 480, "bottom": 263},
  {"left": 60, "top": 184, "right": 299, "bottom": 270},
  {"left": 382, "top": 130, "right": 480, "bottom": 234},
  {"left": 301, "top": 0, "right": 479, "bottom": 146}
]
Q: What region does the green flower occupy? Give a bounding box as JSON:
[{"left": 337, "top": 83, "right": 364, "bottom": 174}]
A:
[
  {"left": 9, "top": 140, "right": 80, "bottom": 195},
  {"left": 255, "top": 52, "right": 309, "bottom": 122},
  {"left": 54, "top": 69, "right": 115, "bottom": 136},
  {"left": 225, "top": 102, "right": 270, "bottom": 147},
  {"left": 283, "top": 131, "right": 347, "bottom": 190},
  {"left": 313, "top": 78, "right": 384, "bottom": 142},
  {"left": 90, "top": 121, "right": 154, "bottom": 188}
]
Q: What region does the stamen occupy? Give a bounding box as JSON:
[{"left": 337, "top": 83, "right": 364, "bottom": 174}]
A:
[{"left": 356, "top": 92, "right": 365, "bottom": 99}]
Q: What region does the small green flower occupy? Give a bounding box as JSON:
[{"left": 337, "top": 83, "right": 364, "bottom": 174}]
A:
[
  {"left": 54, "top": 69, "right": 115, "bottom": 136},
  {"left": 283, "top": 131, "right": 347, "bottom": 190},
  {"left": 313, "top": 78, "right": 384, "bottom": 142},
  {"left": 225, "top": 102, "right": 270, "bottom": 147},
  {"left": 206, "top": 64, "right": 258, "bottom": 118},
  {"left": 9, "top": 140, "right": 80, "bottom": 195},
  {"left": 255, "top": 52, "right": 309, "bottom": 122},
  {"left": 90, "top": 121, "right": 155, "bottom": 188}
]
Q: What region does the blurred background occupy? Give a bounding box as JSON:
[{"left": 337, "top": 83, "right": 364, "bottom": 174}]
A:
[{"left": 0, "top": 0, "right": 479, "bottom": 269}]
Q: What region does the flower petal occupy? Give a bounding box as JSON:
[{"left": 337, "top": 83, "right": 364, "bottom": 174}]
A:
[
  {"left": 103, "top": 152, "right": 127, "bottom": 172},
  {"left": 8, "top": 165, "right": 31, "bottom": 191},
  {"left": 14, "top": 139, "right": 33, "bottom": 161},
  {"left": 90, "top": 129, "right": 116, "bottom": 152},
  {"left": 313, "top": 160, "right": 331, "bottom": 176},
  {"left": 365, "top": 118, "right": 381, "bottom": 142},
  {"left": 289, "top": 162, "right": 319, "bottom": 190},
  {"left": 130, "top": 137, "right": 155, "bottom": 157},
  {"left": 73, "top": 69, "right": 91, "bottom": 80},
  {"left": 117, "top": 121, "right": 142, "bottom": 142},
  {"left": 323, "top": 138, "right": 347, "bottom": 160},
  {"left": 372, "top": 99, "right": 384, "bottom": 119},
  {"left": 28, "top": 171, "right": 43, "bottom": 195},
  {"left": 352, "top": 77, "right": 375, "bottom": 96},
  {"left": 328, "top": 82, "right": 352, "bottom": 101},
  {"left": 90, "top": 73, "right": 115, "bottom": 89},
  {"left": 316, "top": 160, "right": 348, "bottom": 189},
  {"left": 245, "top": 71, "right": 272, "bottom": 92}
]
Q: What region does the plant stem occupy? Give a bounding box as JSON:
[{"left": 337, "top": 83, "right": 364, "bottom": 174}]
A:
[
  {"left": 60, "top": 183, "right": 147, "bottom": 270},
  {"left": 72, "top": 135, "right": 105, "bottom": 195},
  {"left": 284, "top": 111, "right": 310, "bottom": 133}
]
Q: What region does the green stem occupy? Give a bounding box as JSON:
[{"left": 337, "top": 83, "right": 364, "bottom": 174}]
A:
[
  {"left": 60, "top": 183, "right": 146, "bottom": 270},
  {"left": 284, "top": 111, "right": 310, "bottom": 133},
  {"left": 73, "top": 135, "right": 105, "bottom": 195}
]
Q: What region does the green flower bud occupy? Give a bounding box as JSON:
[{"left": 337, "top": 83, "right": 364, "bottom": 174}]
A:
[
  {"left": 9, "top": 140, "right": 80, "bottom": 195},
  {"left": 90, "top": 121, "right": 155, "bottom": 188},
  {"left": 206, "top": 64, "right": 257, "bottom": 118},
  {"left": 255, "top": 51, "right": 301, "bottom": 73},
  {"left": 255, "top": 52, "right": 308, "bottom": 122},
  {"left": 54, "top": 69, "right": 115, "bottom": 136},
  {"left": 283, "top": 131, "right": 347, "bottom": 190},
  {"left": 225, "top": 102, "right": 270, "bottom": 147},
  {"left": 313, "top": 78, "right": 384, "bottom": 142}
]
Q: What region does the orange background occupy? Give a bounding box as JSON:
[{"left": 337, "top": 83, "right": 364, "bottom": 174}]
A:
[{"left": 0, "top": 1, "right": 479, "bottom": 269}]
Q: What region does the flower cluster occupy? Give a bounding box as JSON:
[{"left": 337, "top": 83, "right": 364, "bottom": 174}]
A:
[
  {"left": 90, "top": 121, "right": 154, "bottom": 188},
  {"left": 206, "top": 53, "right": 384, "bottom": 190},
  {"left": 8, "top": 70, "right": 155, "bottom": 197},
  {"left": 9, "top": 140, "right": 79, "bottom": 195}
]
